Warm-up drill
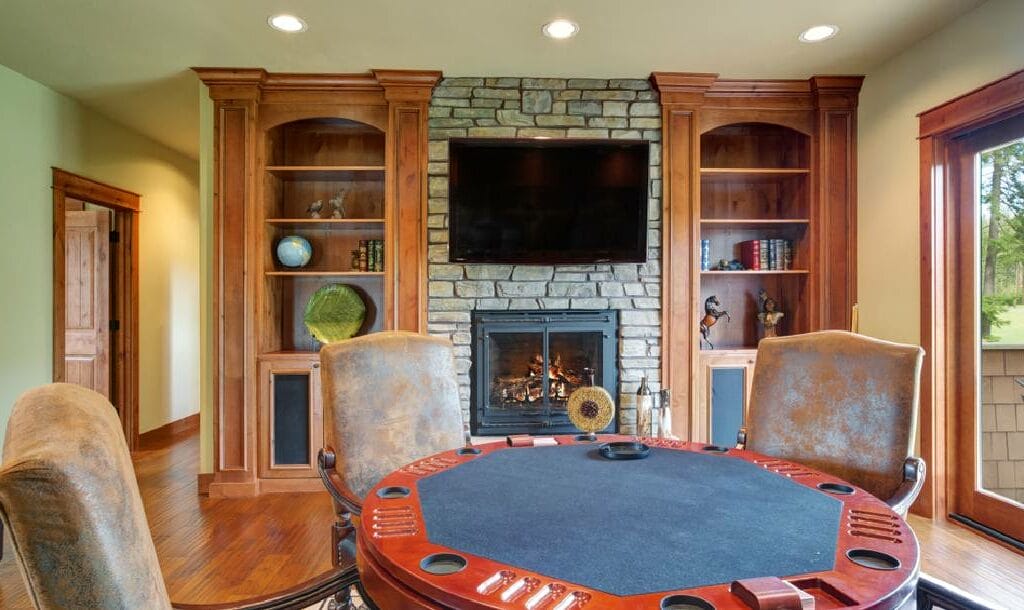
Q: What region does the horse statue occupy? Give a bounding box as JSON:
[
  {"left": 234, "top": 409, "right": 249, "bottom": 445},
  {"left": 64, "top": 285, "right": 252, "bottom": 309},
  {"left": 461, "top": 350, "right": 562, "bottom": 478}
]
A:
[{"left": 700, "top": 295, "right": 730, "bottom": 349}]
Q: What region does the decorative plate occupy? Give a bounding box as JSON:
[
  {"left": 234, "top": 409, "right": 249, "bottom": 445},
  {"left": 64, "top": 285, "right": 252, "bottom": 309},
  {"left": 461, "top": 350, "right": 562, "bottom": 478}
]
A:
[
  {"left": 566, "top": 386, "right": 615, "bottom": 435},
  {"left": 303, "top": 284, "right": 366, "bottom": 343}
]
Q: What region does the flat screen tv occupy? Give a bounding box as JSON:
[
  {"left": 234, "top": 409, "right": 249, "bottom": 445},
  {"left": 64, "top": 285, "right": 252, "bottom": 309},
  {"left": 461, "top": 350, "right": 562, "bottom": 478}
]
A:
[{"left": 448, "top": 138, "right": 649, "bottom": 264}]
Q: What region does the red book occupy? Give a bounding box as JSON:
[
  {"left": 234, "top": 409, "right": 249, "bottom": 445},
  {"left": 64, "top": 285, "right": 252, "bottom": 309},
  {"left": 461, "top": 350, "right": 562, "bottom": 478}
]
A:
[{"left": 739, "top": 240, "right": 761, "bottom": 270}]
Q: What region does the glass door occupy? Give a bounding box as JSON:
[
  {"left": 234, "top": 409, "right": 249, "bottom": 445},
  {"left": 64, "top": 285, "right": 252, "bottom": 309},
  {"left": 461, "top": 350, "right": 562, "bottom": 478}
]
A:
[{"left": 954, "top": 114, "right": 1024, "bottom": 541}]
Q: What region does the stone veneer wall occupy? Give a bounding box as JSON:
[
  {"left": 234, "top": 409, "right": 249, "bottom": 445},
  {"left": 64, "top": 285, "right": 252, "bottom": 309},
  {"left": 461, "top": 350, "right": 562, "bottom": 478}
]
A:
[
  {"left": 424, "top": 77, "right": 662, "bottom": 432},
  {"left": 981, "top": 348, "right": 1024, "bottom": 502}
]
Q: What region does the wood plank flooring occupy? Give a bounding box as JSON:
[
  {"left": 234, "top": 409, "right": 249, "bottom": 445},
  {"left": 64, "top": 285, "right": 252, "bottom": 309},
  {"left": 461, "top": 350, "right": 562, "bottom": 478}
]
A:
[{"left": 1, "top": 429, "right": 1022, "bottom": 609}]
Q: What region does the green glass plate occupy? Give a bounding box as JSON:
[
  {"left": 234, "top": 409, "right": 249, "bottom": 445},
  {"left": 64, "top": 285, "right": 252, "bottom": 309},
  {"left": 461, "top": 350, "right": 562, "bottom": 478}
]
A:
[{"left": 303, "top": 284, "right": 367, "bottom": 343}]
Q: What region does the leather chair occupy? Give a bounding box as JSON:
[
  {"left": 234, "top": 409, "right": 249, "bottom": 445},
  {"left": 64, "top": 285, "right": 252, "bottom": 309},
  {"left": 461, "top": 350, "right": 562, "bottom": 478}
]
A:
[
  {"left": 737, "top": 330, "right": 926, "bottom": 515},
  {"left": 0, "top": 383, "right": 355, "bottom": 610},
  {"left": 317, "top": 332, "right": 466, "bottom": 603}
]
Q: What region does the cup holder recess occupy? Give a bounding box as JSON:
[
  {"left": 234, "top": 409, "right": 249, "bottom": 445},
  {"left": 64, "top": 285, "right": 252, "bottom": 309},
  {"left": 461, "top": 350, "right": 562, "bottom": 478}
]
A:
[
  {"left": 817, "top": 482, "right": 855, "bottom": 495},
  {"left": 660, "top": 594, "right": 715, "bottom": 610},
  {"left": 376, "top": 486, "right": 411, "bottom": 499},
  {"left": 846, "top": 548, "right": 900, "bottom": 571},
  {"left": 701, "top": 445, "right": 729, "bottom": 453},
  {"left": 456, "top": 447, "right": 482, "bottom": 456},
  {"left": 420, "top": 553, "right": 468, "bottom": 575}
]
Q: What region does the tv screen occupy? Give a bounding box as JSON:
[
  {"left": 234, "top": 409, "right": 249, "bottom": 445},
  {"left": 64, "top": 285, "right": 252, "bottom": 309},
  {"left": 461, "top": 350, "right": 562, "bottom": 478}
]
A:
[{"left": 448, "top": 138, "right": 649, "bottom": 264}]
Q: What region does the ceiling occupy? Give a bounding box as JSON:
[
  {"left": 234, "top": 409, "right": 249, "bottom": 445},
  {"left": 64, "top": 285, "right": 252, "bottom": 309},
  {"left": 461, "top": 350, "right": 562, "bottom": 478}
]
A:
[{"left": 0, "top": 0, "right": 985, "bottom": 160}]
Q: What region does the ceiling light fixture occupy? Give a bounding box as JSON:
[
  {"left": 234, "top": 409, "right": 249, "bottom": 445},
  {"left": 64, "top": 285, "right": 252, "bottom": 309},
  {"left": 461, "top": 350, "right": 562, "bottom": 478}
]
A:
[
  {"left": 542, "top": 19, "right": 580, "bottom": 40},
  {"left": 268, "top": 14, "right": 307, "bottom": 33},
  {"left": 798, "top": 24, "right": 838, "bottom": 43}
]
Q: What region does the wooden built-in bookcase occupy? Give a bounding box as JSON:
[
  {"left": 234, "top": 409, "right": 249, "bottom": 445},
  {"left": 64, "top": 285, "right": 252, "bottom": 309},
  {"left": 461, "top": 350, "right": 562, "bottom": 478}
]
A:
[
  {"left": 196, "top": 68, "right": 440, "bottom": 496},
  {"left": 652, "top": 72, "right": 862, "bottom": 443}
]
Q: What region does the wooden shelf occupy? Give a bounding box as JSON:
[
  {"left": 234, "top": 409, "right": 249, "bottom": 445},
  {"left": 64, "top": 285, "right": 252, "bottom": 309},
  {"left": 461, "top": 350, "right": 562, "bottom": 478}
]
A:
[
  {"left": 700, "top": 167, "right": 810, "bottom": 174},
  {"left": 266, "top": 166, "right": 386, "bottom": 181},
  {"left": 266, "top": 218, "right": 385, "bottom": 231},
  {"left": 265, "top": 270, "right": 385, "bottom": 277},
  {"left": 701, "top": 270, "right": 809, "bottom": 275},
  {"left": 700, "top": 218, "right": 810, "bottom": 226}
]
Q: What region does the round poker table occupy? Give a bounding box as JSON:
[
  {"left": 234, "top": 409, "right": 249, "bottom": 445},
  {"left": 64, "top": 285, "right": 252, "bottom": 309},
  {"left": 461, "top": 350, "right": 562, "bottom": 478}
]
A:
[{"left": 357, "top": 435, "right": 919, "bottom": 610}]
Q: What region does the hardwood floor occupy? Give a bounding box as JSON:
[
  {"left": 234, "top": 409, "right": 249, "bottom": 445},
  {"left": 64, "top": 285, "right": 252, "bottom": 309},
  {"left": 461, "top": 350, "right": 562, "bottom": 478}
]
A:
[{"left": 1, "top": 428, "right": 1022, "bottom": 609}]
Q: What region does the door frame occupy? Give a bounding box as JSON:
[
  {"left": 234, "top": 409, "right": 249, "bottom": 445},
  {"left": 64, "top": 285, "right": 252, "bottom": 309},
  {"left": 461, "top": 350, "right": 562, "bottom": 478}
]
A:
[
  {"left": 52, "top": 168, "right": 141, "bottom": 450},
  {"left": 918, "top": 68, "right": 1024, "bottom": 520}
]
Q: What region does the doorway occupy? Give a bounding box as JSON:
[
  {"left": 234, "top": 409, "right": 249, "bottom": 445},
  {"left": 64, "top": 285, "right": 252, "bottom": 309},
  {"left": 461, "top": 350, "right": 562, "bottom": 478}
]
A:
[{"left": 52, "top": 168, "right": 141, "bottom": 450}]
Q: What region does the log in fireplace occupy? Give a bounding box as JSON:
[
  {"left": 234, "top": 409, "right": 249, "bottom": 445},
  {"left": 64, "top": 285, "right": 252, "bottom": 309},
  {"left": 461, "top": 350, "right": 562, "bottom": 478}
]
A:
[{"left": 471, "top": 310, "right": 618, "bottom": 435}]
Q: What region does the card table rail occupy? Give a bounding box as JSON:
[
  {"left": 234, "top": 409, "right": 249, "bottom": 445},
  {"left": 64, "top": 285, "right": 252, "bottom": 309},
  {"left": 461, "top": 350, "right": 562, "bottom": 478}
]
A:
[{"left": 357, "top": 435, "right": 919, "bottom": 610}]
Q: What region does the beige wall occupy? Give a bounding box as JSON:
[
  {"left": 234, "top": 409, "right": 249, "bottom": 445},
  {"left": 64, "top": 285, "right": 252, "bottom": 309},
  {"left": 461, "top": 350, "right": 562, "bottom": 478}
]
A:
[
  {"left": 858, "top": 0, "right": 1024, "bottom": 344},
  {"left": 0, "top": 62, "right": 200, "bottom": 443}
]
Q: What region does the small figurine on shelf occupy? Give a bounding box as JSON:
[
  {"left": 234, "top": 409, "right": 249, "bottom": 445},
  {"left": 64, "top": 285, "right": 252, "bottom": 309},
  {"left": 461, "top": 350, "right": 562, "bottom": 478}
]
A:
[
  {"left": 714, "top": 259, "right": 745, "bottom": 271},
  {"left": 306, "top": 199, "right": 324, "bottom": 219},
  {"left": 329, "top": 189, "right": 347, "bottom": 219},
  {"left": 757, "top": 289, "right": 785, "bottom": 339},
  {"left": 700, "top": 295, "right": 730, "bottom": 350}
]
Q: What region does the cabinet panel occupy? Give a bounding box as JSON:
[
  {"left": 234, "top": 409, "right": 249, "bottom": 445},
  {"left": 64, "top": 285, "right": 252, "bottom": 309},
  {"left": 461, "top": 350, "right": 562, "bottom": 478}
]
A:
[
  {"left": 695, "top": 350, "right": 756, "bottom": 445},
  {"left": 259, "top": 356, "right": 323, "bottom": 478}
]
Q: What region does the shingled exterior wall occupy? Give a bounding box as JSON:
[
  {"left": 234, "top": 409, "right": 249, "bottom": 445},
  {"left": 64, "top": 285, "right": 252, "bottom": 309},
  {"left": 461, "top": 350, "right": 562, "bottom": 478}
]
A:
[{"left": 424, "top": 77, "right": 662, "bottom": 432}]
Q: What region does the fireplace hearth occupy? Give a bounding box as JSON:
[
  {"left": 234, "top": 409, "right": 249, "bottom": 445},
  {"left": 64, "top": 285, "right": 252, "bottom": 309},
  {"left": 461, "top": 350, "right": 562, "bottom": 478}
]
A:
[{"left": 471, "top": 310, "right": 618, "bottom": 435}]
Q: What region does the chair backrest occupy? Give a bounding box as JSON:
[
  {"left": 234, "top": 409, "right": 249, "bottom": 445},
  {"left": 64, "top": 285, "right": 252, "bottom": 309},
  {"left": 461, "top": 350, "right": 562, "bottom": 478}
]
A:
[
  {"left": 0, "top": 383, "right": 171, "bottom": 610},
  {"left": 320, "top": 331, "right": 465, "bottom": 499},
  {"left": 747, "top": 331, "right": 924, "bottom": 501}
]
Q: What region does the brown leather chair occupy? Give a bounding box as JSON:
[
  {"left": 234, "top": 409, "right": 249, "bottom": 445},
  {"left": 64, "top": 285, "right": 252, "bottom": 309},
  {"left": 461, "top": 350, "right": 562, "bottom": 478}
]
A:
[
  {"left": 0, "top": 383, "right": 355, "bottom": 610},
  {"left": 737, "top": 330, "right": 926, "bottom": 515},
  {"left": 317, "top": 332, "right": 465, "bottom": 586}
]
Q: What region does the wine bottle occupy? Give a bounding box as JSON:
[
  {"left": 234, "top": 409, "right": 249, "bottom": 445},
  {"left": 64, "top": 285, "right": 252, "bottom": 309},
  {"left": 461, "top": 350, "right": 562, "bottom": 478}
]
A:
[{"left": 636, "top": 375, "right": 652, "bottom": 439}]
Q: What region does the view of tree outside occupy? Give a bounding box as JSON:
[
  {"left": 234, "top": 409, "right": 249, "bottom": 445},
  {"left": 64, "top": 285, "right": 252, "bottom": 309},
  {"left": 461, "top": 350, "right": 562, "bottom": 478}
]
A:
[{"left": 980, "top": 137, "right": 1024, "bottom": 344}]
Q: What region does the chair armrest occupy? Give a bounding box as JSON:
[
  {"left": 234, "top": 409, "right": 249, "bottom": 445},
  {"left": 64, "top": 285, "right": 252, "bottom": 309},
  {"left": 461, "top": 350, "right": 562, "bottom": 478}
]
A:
[
  {"left": 886, "top": 456, "right": 926, "bottom": 517},
  {"left": 317, "top": 447, "right": 363, "bottom": 517},
  {"left": 735, "top": 427, "right": 747, "bottom": 450},
  {"left": 171, "top": 566, "right": 359, "bottom": 610},
  {"left": 916, "top": 572, "right": 999, "bottom": 610}
]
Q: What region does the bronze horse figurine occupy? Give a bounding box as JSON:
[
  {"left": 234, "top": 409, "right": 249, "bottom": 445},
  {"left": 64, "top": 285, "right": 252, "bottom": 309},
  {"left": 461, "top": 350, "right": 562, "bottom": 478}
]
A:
[{"left": 700, "top": 295, "right": 730, "bottom": 349}]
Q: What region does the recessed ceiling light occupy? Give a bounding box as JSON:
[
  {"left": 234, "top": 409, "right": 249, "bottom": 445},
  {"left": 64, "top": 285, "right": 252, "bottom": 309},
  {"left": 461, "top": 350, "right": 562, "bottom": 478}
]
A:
[
  {"left": 542, "top": 19, "right": 580, "bottom": 40},
  {"left": 799, "top": 24, "right": 838, "bottom": 43},
  {"left": 268, "top": 14, "right": 307, "bottom": 33}
]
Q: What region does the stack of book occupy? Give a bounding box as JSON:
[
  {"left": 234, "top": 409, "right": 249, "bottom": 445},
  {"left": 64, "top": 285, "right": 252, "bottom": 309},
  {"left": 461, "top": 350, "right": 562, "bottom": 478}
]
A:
[
  {"left": 738, "top": 239, "right": 793, "bottom": 271},
  {"left": 358, "top": 239, "right": 384, "bottom": 272}
]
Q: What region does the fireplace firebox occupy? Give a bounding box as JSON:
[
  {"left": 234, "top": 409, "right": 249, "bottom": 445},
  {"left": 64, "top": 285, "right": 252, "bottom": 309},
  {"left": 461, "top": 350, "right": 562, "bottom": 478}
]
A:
[{"left": 471, "top": 310, "right": 618, "bottom": 435}]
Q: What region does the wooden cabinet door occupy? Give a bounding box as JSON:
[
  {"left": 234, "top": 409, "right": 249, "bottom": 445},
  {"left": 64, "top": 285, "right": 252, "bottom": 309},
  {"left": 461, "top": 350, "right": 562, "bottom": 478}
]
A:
[
  {"left": 258, "top": 356, "right": 324, "bottom": 479},
  {"left": 695, "top": 350, "right": 756, "bottom": 446},
  {"left": 64, "top": 210, "right": 111, "bottom": 398}
]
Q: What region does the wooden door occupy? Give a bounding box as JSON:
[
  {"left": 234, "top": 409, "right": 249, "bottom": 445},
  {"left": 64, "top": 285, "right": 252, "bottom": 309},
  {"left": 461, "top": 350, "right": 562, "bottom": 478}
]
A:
[
  {"left": 64, "top": 210, "right": 111, "bottom": 398},
  {"left": 696, "top": 350, "right": 756, "bottom": 446},
  {"left": 258, "top": 355, "right": 324, "bottom": 481}
]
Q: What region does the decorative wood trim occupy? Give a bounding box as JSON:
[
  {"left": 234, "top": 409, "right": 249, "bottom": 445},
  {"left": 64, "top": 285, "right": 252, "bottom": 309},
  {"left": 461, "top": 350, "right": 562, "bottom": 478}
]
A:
[
  {"left": 139, "top": 413, "right": 200, "bottom": 447},
  {"left": 918, "top": 69, "right": 1024, "bottom": 138},
  {"left": 917, "top": 68, "right": 1024, "bottom": 522},
  {"left": 51, "top": 168, "right": 141, "bottom": 450}
]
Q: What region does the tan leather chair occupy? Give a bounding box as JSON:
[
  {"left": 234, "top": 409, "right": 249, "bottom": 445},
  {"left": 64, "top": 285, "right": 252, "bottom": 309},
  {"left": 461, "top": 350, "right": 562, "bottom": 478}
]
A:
[
  {"left": 738, "top": 331, "right": 926, "bottom": 515},
  {"left": 317, "top": 331, "right": 465, "bottom": 572},
  {"left": 0, "top": 383, "right": 354, "bottom": 610}
]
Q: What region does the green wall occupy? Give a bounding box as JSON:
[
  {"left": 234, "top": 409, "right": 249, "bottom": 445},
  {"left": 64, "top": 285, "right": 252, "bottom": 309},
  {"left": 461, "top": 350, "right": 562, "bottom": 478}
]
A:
[{"left": 0, "top": 63, "right": 201, "bottom": 444}]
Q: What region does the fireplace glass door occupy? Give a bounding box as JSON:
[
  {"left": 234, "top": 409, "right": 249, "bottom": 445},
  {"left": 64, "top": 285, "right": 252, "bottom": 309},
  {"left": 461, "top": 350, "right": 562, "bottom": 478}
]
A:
[{"left": 473, "top": 311, "right": 617, "bottom": 434}]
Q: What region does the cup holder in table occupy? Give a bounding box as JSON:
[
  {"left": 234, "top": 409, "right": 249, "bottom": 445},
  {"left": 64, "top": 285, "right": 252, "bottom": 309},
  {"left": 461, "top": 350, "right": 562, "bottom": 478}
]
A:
[
  {"left": 420, "top": 553, "right": 468, "bottom": 575},
  {"left": 701, "top": 445, "right": 729, "bottom": 453},
  {"left": 660, "top": 594, "right": 715, "bottom": 610},
  {"left": 575, "top": 434, "right": 598, "bottom": 442},
  {"left": 456, "top": 447, "right": 482, "bottom": 456},
  {"left": 846, "top": 548, "right": 900, "bottom": 571},
  {"left": 817, "top": 482, "right": 855, "bottom": 495},
  {"left": 376, "top": 486, "right": 411, "bottom": 499}
]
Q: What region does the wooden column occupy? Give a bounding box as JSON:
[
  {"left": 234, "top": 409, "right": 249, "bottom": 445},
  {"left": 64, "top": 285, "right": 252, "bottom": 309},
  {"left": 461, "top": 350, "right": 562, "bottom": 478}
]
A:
[
  {"left": 376, "top": 70, "right": 441, "bottom": 333},
  {"left": 651, "top": 73, "right": 716, "bottom": 440},
  {"left": 812, "top": 77, "right": 864, "bottom": 331},
  {"left": 202, "top": 70, "right": 263, "bottom": 497}
]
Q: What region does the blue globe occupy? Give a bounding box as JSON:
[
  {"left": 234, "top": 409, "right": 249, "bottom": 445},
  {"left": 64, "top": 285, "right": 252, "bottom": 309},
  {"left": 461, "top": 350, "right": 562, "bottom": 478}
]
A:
[{"left": 276, "top": 235, "right": 312, "bottom": 268}]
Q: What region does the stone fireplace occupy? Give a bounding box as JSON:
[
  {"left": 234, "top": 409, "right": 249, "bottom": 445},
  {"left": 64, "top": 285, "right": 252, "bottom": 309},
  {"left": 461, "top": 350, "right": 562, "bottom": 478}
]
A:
[
  {"left": 471, "top": 310, "right": 618, "bottom": 435},
  {"left": 424, "top": 76, "right": 662, "bottom": 434}
]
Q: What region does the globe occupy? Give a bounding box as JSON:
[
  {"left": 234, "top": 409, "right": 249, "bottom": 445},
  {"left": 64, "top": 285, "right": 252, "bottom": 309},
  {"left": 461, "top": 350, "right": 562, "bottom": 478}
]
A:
[{"left": 276, "top": 235, "right": 312, "bottom": 268}]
